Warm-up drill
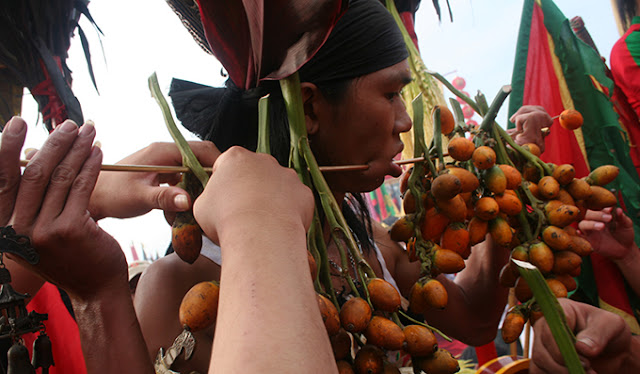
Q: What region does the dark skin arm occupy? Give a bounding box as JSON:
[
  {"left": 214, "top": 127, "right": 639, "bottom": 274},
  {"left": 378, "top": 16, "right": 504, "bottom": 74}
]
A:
[
  {"left": 374, "top": 223, "right": 509, "bottom": 346},
  {"left": 2, "top": 117, "right": 153, "bottom": 374}
]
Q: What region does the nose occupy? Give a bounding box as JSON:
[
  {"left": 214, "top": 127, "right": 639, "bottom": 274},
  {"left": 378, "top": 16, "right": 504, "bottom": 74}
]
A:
[{"left": 394, "top": 100, "right": 412, "bottom": 134}]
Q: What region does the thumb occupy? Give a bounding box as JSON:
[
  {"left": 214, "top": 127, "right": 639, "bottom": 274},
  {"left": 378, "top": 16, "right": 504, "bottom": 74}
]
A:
[
  {"left": 574, "top": 311, "right": 629, "bottom": 358},
  {"left": 149, "top": 186, "right": 191, "bottom": 213}
]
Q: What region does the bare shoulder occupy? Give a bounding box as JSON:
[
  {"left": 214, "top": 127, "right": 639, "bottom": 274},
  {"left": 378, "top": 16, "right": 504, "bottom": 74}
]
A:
[
  {"left": 134, "top": 253, "right": 222, "bottom": 315},
  {"left": 370, "top": 220, "right": 405, "bottom": 259}
]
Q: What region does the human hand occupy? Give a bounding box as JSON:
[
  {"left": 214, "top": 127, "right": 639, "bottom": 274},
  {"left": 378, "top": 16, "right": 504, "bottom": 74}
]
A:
[
  {"left": 508, "top": 105, "right": 553, "bottom": 153},
  {"left": 88, "top": 141, "right": 220, "bottom": 221},
  {"left": 530, "top": 298, "right": 631, "bottom": 374},
  {"left": 4, "top": 118, "right": 126, "bottom": 301},
  {"left": 193, "top": 146, "right": 314, "bottom": 245},
  {"left": 578, "top": 207, "right": 636, "bottom": 262},
  {"left": 0, "top": 117, "right": 28, "bottom": 226}
]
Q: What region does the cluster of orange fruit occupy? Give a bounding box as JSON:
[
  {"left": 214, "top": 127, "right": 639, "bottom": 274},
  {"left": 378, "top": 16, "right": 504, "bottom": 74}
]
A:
[
  {"left": 388, "top": 106, "right": 620, "bottom": 348},
  {"left": 316, "top": 277, "right": 459, "bottom": 374}
]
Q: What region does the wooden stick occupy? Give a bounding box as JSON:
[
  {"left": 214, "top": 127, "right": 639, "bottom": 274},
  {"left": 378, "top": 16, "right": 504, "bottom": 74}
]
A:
[
  {"left": 524, "top": 320, "right": 531, "bottom": 359},
  {"left": 19, "top": 155, "right": 445, "bottom": 174}
]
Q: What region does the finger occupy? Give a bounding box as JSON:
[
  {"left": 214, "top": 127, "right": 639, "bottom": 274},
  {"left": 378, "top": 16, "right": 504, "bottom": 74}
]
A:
[
  {"left": 38, "top": 122, "right": 96, "bottom": 221},
  {"left": 11, "top": 120, "right": 79, "bottom": 229},
  {"left": 143, "top": 185, "right": 192, "bottom": 212},
  {"left": 0, "top": 117, "right": 28, "bottom": 224},
  {"left": 574, "top": 308, "right": 630, "bottom": 359},
  {"left": 62, "top": 145, "right": 103, "bottom": 215},
  {"left": 578, "top": 219, "right": 606, "bottom": 233},
  {"left": 530, "top": 329, "right": 570, "bottom": 373},
  {"left": 188, "top": 140, "right": 221, "bottom": 167}
]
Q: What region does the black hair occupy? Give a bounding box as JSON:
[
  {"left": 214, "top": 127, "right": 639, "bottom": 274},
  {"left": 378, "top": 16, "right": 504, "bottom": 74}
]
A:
[{"left": 617, "top": 0, "right": 638, "bottom": 31}]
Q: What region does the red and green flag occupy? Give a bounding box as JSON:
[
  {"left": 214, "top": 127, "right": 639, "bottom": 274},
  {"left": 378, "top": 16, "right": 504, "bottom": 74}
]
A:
[{"left": 509, "top": 0, "right": 640, "bottom": 334}]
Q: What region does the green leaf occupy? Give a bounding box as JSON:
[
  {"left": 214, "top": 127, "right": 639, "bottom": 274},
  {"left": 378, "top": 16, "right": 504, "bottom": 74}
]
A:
[{"left": 512, "top": 259, "right": 585, "bottom": 374}]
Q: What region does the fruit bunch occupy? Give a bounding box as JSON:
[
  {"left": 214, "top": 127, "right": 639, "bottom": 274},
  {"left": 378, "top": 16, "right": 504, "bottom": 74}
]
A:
[
  {"left": 315, "top": 276, "right": 459, "bottom": 374},
  {"left": 389, "top": 84, "right": 620, "bottom": 349}
]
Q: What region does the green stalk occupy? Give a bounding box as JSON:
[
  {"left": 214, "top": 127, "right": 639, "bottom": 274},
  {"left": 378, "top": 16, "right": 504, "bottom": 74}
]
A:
[
  {"left": 494, "top": 124, "right": 553, "bottom": 176},
  {"left": 512, "top": 259, "right": 584, "bottom": 374},
  {"left": 256, "top": 94, "right": 271, "bottom": 154},
  {"left": 475, "top": 91, "right": 489, "bottom": 116},
  {"left": 398, "top": 310, "right": 451, "bottom": 341},
  {"left": 479, "top": 85, "right": 512, "bottom": 133},
  {"left": 432, "top": 107, "right": 445, "bottom": 171},
  {"left": 449, "top": 98, "right": 466, "bottom": 134},
  {"left": 426, "top": 70, "right": 482, "bottom": 115},
  {"left": 280, "top": 73, "right": 375, "bottom": 304},
  {"left": 148, "top": 72, "right": 208, "bottom": 188}
]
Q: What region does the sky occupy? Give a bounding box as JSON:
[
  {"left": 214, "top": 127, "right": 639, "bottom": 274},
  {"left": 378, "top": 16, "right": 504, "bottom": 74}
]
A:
[{"left": 19, "top": 0, "right": 621, "bottom": 261}]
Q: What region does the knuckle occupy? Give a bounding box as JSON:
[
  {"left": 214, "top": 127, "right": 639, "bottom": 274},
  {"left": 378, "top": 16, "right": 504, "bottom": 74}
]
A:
[
  {"left": 0, "top": 173, "right": 19, "bottom": 196},
  {"left": 71, "top": 172, "right": 95, "bottom": 194},
  {"left": 50, "top": 165, "right": 76, "bottom": 186},
  {"left": 20, "top": 162, "right": 47, "bottom": 185}
]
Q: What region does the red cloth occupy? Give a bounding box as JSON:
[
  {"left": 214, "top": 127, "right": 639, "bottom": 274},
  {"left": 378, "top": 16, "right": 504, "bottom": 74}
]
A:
[
  {"left": 610, "top": 17, "right": 640, "bottom": 177},
  {"left": 23, "top": 283, "right": 86, "bottom": 374}
]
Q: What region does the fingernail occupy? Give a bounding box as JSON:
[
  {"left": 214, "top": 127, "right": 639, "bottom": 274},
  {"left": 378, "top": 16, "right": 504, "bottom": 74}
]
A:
[
  {"left": 79, "top": 122, "right": 95, "bottom": 137},
  {"left": 85, "top": 119, "right": 95, "bottom": 127},
  {"left": 24, "top": 148, "right": 37, "bottom": 159},
  {"left": 602, "top": 214, "right": 612, "bottom": 221},
  {"left": 578, "top": 337, "right": 595, "bottom": 348},
  {"left": 90, "top": 145, "right": 102, "bottom": 157},
  {"left": 57, "top": 120, "right": 78, "bottom": 133},
  {"left": 93, "top": 141, "right": 102, "bottom": 149},
  {"left": 594, "top": 222, "right": 605, "bottom": 230},
  {"left": 174, "top": 194, "right": 189, "bottom": 210},
  {"left": 4, "top": 117, "right": 26, "bottom": 135}
]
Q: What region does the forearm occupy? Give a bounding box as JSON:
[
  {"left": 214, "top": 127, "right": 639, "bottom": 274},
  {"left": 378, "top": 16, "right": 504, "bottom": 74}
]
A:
[
  {"left": 72, "top": 283, "right": 154, "bottom": 374},
  {"left": 211, "top": 217, "right": 337, "bottom": 374},
  {"left": 429, "top": 237, "right": 509, "bottom": 345},
  {"left": 613, "top": 245, "right": 640, "bottom": 296},
  {"left": 624, "top": 335, "right": 640, "bottom": 372}
]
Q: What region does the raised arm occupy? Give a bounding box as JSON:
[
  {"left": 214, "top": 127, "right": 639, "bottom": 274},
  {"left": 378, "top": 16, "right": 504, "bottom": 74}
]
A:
[{"left": 193, "top": 147, "right": 338, "bottom": 374}]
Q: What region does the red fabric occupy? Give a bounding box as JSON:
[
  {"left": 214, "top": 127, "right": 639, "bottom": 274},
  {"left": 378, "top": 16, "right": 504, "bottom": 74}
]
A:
[
  {"left": 590, "top": 252, "right": 635, "bottom": 316},
  {"left": 400, "top": 12, "right": 418, "bottom": 51},
  {"left": 30, "top": 58, "right": 67, "bottom": 131},
  {"left": 610, "top": 23, "right": 640, "bottom": 177},
  {"left": 523, "top": 3, "right": 589, "bottom": 178},
  {"left": 474, "top": 342, "right": 498, "bottom": 367},
  {"left": 23, "top": 283, "right": 87, "bottom": 374}
]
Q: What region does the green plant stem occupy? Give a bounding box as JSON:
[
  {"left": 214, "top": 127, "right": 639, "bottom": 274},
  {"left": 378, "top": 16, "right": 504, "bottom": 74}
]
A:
[
  {"left": 256, "top": 94, "right": 271, "bottom": 154},
  {"left": 398, "top": 310, "right": 451, "bottom": 341},
  {"left": 426, "top": 70, "right": 482, "bottom": 115},
  {"left": 494, "top": 124, "right": 553, "bottom": 176},
  {"left": 479, "top": 85, "right": 512, "bottom": 133},
  {"left": 432, "top": 107, "right": 445, "bottom": 171},
  {"left": 148, "top": 72, "right": 208, "bottom": 188},
  {"left": 513, "top": 259, "right": 584, "bottom": 374}
]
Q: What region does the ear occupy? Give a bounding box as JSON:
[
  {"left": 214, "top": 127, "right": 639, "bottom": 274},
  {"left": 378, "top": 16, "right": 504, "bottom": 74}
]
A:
[{"left": 300, "top": 82, "right": 321, "bottom": 135}]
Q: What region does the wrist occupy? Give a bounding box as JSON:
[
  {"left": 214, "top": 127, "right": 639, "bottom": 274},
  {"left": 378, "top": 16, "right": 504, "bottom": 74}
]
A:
[
  {"left": 217, "top": 210, "right": 307, "bottom": 244},
  {"left": 612, "top": 244, "right": 640, "bottom": 266}
]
